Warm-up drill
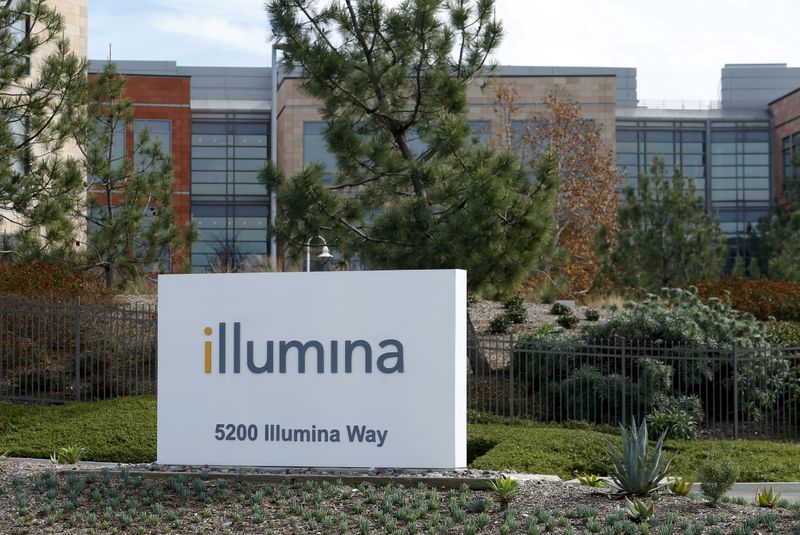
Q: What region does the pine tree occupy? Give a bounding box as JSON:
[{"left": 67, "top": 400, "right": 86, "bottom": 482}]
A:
[
  {"left": 0, "top": 0, "right": 85, "bottom": 258},
  {"left": 749, "top": 152, "right": 800, "bottom": 281},
  {"left": 265, "top": 0, "right": 557, "bottom": 296},
  {"left": 599, "top": 156, "right": 728, "bottom": 292},
  {"left": 74, "top": 63, "right": 196, "bottom": 288}
]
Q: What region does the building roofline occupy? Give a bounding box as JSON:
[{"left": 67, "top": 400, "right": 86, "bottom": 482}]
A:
[{"left": 769, "top": 86, "right": 800, "bottom": 106}]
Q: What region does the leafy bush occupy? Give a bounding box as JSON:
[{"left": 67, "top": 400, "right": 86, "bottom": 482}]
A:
[
  {"left": 503, "top": 295, "right": 527, "bottom": 324},
  {"left": 0, "top": 261, "right": 109, "bottom": 302},
  {"left": 699, "top": 455, "right": 739, "bottom": 504},
  {"left": 646, "top": 407, "right": 697, "bottom": 440},
  {"left": 606, "top": 419, "right": 672, "bottom": 496},
  {"left": 582, "top": 288, "right": 770, "bottom": 348},
  {"left": 550, "top": 302, "right": 571, "bottom": 316},
  {"left": 585, "top": 308, "right": 601, "bottom": 321},
  {"left": 766, "top": 321, "right": 800, "bottom": 347},
  {"left": 488, "top": 314, "right": 512, "bottom": 334},
  {"left": 695, "top": 277, "right": 800, "bottom": 322},
  {"left": 581, "top": 288, "right": 789, "bottom": 421},
  {"left": 556, "top": 313, "right": 579, "bottom": 329}
]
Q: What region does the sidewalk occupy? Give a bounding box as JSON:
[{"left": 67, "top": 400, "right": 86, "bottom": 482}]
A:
[{"left": 700, "top": 482, "right": 800, "bottom": 502}]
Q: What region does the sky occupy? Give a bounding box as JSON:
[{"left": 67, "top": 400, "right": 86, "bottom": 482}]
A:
[{"left": 89, "top": 0, "right": 800, "bottom": 102}]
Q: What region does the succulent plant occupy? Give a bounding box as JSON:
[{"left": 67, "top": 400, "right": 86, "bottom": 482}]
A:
[
  {"left": 625, "top": 497, "right": 654, "bottom": 522},
  {"left": 577, "top": 474, "right": 605, "bottom": 488},
  {"left": 755, "top": 485, "right": 782, "bottom": 508},
  {"left": 669, "top": 477, "right": 693, "bottom": 496},
  {"left": 487, "top": 476, "right": 520, "bottom": 508},
  {"left": 606, "top": 418, "right": 672, "bottom": 496}
]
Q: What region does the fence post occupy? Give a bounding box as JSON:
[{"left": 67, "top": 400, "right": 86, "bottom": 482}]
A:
[
  {"left": 732, "top": 343, "right": 739, "bottom": 440},
  {"left": 73, "top": 297, "right": 81, "bottom": 402},
  {"left": 508, "top": 333, "right": 514, "bottom": 425},
  {"left": 621, "top": 337, "right": 627, "bottom": 425}
]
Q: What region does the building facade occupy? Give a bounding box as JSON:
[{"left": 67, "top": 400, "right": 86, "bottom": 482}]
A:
[
  {"left": 771, "top": 88, "right": 800, "bottom": 193},
  {"left": 90, "top": 60, "right": 800, "bottom": 272}
]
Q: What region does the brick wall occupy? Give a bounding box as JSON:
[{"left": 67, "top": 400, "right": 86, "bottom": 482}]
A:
[
  {"left": 771, "top": 89, "right": 800, "bottom": 194},
  {"left": 88, "top": 74, "right": 192, "bottom": 271}
]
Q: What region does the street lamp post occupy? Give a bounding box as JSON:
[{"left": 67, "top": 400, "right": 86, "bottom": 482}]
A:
[{"left": 306, "top": 235, "right": 333, "bottom": 272}]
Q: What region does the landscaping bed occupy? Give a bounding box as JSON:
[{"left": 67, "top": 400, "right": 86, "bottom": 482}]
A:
[
  {"left": 5, "top": 396, "right": 800, "bottom": 482},
  {"left": 1, "top": 459, "right": 799, "bottom": 534}
]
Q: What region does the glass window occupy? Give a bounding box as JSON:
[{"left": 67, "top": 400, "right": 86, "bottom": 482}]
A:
[
  {"left": 467, "top": 120, "right": 491, "bottom": 145},
  {"left": 134, "top": 119, "right": 171, "bottom": 172},
  {"left": 135, "top": 119, "right": 171, "bottom": 154},
  {"left": 303, "top": 121, "right": 338, "bottom": 183},
  {"left": 190, "top": 203, "right": 269, "bottom": 272},
  {"left": 645, "top": 131, "right": 673, "bottom": 143}
]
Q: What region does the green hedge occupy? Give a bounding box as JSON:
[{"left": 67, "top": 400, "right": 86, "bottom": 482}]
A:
[{"left": 0, "top": 396, "right": 156, "bottom": 463}]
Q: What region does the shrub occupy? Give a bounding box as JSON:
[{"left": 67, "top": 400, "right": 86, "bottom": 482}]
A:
[
  {"left": 0, "top": 261, "right": 109, "bottom": 302},
  {"left": 488, "top": 313, "right": 513, "bottom": 334},
  {"left": 646, "top": 407, "right": 697, "bottom": 440},
  {"left": 582, "top": 288, "right": 770, "bottom": 348},
  {"left": 556, "top": 313, "right": 579, "bottom": 329},
  {"left": 582, "top": 288, "right": 789, "bottom": 421},
  {"left": 699, "top": 455, "right": 739, "bottom": 504},
  {"left": 695, "top": 277, "right": 800, "bottom": 322},
  {"left": 503, "top": 295, "right": 527, "bottom": 324},
  {"left": 549, "top": 302, "right": 571, "bottom": 316},
  {"left": 766, "top": 321, "right": 800, "bottom": 347},
  {"left": 584, "top": 308, "right": 601, "bottom": 321}
]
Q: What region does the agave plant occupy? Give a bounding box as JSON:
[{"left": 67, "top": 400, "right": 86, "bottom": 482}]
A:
[
  {"left": 669, "top": 477, "right": 693, "bottom": 496},
  {"left": 625, "top": 497, "right": 654, "bottom": 522},
  {"left": 755, "top": 485, "right": 782, "bottom": 508},
  {"left": 577, "top": 474, "right": 605, "bottom": 488},
  {"left": 606, "top": 418, "right": 672, "bottom": 496}
]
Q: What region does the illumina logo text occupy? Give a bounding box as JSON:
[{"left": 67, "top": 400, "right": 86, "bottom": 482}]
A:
[{"left": 203, "top": 323, "right": 405, "bottom": 375}]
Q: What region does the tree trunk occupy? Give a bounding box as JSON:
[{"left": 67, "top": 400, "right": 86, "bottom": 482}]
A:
[
  {"left": 105, "top": 265, "right": 114, "bottom": 289},
  {"left": 467, "top": 311, "right": 492, "bottom": 376}
]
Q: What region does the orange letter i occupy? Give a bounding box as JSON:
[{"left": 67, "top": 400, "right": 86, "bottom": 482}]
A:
[{"left": 204, "top": 326, "right": 213, "bottom": 373}]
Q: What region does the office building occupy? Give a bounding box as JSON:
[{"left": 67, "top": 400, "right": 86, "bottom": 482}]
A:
[{"left": 87, "top": 59, "right": 800, "bottom": 271}]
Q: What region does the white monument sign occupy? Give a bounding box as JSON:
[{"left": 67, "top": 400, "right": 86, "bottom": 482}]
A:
[{"left": 157, "top": 270, "right": 466, "bottom": 468}]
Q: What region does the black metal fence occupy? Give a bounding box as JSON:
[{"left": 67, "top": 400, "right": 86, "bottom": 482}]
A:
[
  {"left": 0, "top": 298, "right": 156, "bottom": 402},
  {"left": 468, "top": 334, "right": 800, "bottom": 441},
  {"left": 3, "top": 298, "right": 800, "bottom": 442}
]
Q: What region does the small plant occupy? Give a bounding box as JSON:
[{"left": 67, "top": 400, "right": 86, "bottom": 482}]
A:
[
  {"left": 52, "top": 445, "right": 87, "bottom": 465},
  {"left": 556, "top": 313, "right": 580, "bottom": 329},
  {"left": 584, "top": 308, "right": 601, "bottom": 321},
  {"left": 577, "top": 474, "right": 605, "bottom": 488},
  {"left": 606, "top": 418, "right": 672, "bottom": 496},
  {"left": 625, "top": 498, "right": 654, "bottom": 522},
  {"left": 488, "top": 313, "right": 513, "bottom": 334},
  {"left": 503, "top": 295, "right": 527, "bottom": 324},
  {"left": 487, "top": 476, "right": 520, "bottom": 508},
  {"left": 549, "top": 302, "right": 571, "bottom": 316},
  {"left": 699, "top": 454, "right": 739, "bottom": 504},
  {"left": 668, "top": 477, "right": 693, "bottom": 496},
  {"left": 466, "top": 498, "right": 488, "bottom": 513},
  {"left": 755, "top": 485, "right": 781, "bottom": 508}
]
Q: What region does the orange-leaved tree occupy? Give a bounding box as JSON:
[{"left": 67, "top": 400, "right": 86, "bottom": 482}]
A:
[{"left": 493, "top": 84, "right": 620, "bottom": 298}]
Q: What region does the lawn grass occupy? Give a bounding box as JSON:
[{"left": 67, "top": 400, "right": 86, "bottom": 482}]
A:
[{"left": 3, "top": 396, "right": 800, "bottom": 482}]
